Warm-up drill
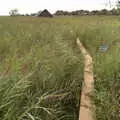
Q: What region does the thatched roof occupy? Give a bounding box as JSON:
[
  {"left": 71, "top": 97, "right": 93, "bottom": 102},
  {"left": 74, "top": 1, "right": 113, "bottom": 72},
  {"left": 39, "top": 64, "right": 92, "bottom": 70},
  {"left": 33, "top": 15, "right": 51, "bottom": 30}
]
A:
[{"left": 37, "top": 9, "right": 53, "bottom": 17}]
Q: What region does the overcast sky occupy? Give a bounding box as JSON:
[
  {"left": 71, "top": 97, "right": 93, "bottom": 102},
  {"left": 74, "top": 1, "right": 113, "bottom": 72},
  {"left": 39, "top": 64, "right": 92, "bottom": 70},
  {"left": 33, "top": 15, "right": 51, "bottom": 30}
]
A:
[{"left": 0, "top": 0, "right": 117, "bottom": 15}]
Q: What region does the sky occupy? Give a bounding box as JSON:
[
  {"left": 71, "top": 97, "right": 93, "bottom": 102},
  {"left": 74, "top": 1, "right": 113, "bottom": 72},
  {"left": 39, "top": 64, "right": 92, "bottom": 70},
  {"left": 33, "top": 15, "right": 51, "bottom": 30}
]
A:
[{"left": 0, "top": 0, "right": 117, "bottom": 15}]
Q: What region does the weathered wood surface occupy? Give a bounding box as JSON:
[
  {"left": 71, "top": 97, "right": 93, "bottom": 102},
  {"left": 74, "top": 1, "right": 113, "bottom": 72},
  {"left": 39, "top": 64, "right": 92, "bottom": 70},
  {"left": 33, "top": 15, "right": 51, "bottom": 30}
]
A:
[{"left": 77, "top": 38, "right": 95, "bottom": 120}]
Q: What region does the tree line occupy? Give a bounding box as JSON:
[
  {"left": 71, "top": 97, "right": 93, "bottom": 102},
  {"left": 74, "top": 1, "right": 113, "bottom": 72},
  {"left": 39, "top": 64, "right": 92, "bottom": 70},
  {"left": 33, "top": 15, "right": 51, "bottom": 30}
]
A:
[
  {"left": 9, "top": 1, "right": 120, "bottom": 16},
  {"left": 54, "top": 9, "right": 120, "bottom": 16},
  {"left": 9, "top": 8, "right": 120, "bottom": 16}
]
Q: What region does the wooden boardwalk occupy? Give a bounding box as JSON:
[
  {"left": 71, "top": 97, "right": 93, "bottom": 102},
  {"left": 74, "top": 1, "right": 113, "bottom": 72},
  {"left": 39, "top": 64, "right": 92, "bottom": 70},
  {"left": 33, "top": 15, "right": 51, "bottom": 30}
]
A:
[{"left": 76, "top": 38, "right": 95, "bottom": 120}]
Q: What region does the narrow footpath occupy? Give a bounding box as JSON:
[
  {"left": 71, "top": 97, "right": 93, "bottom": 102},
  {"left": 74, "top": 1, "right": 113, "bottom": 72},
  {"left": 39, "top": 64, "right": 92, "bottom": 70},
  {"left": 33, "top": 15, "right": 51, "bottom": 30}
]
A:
[{"left": 76, "top": 38, "right": 95, "bottom": 120}]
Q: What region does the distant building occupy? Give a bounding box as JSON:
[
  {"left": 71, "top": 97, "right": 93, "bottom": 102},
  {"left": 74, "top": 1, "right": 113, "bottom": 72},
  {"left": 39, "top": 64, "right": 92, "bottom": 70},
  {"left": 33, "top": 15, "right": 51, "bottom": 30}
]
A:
[{"left": 37, "top": 9, "right": 53, "bottom": 17}]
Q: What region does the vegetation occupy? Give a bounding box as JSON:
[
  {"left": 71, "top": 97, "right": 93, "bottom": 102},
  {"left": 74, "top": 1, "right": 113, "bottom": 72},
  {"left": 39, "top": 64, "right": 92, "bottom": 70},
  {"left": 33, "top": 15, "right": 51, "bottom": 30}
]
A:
[
  {"left": 0, "top": 16, "right": 120, "bottom": 120},
  {"left": 54, "top": 8, "right": 120, "bottom": 16},
  {"left": 9, "top": 9, "right": 19, "bottom": 16},
  {"left": 17, "top": 8, "right": 120, "bottom": 16}
]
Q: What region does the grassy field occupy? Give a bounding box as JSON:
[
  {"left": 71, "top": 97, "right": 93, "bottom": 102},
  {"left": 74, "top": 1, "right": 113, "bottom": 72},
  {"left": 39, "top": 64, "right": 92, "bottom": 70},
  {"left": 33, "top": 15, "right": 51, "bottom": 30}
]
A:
[{"left": 0, "top": 16, "right": 120, "bottom": 120}]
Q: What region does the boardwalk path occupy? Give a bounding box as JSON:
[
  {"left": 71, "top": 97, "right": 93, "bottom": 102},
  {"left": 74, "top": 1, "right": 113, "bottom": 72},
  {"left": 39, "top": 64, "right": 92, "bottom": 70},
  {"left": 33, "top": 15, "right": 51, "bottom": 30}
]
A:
[{"left": 76, "top": 38, "right": 95, "bottom": 120}]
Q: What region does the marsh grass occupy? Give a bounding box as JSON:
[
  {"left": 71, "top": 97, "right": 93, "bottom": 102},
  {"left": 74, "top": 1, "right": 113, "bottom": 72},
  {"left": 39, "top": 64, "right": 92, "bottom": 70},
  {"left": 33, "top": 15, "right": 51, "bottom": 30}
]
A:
[{"left": 0, "top": 16, "right": 120, "bottom": 120}]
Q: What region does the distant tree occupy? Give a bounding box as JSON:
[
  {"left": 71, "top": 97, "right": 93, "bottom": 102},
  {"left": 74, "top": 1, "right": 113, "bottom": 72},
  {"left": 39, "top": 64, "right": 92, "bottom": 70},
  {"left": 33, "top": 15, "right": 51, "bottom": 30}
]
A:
[
  {"left": 107, "top": 0, "right": 120, "bottom": 15},
  {"left": 116, "top": 0, "right": 120, "bottom": 8},
  {"left": 25, "top": 14, "right": 30, "bottom": 16},
  {"left": 98, "top": 9, "right": 109, "bottom": 15},
  {"left": 91, "top": 10, "right": 99, "bottom": 15},
  {"left": 55, "top": 10, "right": 65, "bottom": 16},
  {"left": 115, "top": 0, "right": 120, "bottom": 15},
  {"left": 31, "top": 13, "right": 37, "bottom": 16},
  {"left": 9, "top": 9, "right": 19, "bottom": 16}
]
